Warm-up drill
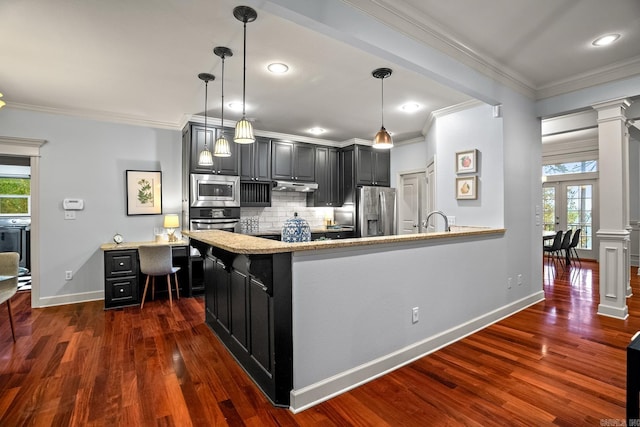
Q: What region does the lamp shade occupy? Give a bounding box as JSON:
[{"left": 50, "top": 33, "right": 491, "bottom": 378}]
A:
[
  {"left": 214, "top": 136, "right": 232, "bottom": 157},
  {"left": 198, "top": 147, "right": 213, "bottom": 166},
  {"left": 234, "top": 118, "right": 255, "bottom": 144},
  {"left": 373, "top": 126, "right": 393, "bottom": 149},
  {"left": 163, "top": 214, "right": 179, "bottom": 229}
]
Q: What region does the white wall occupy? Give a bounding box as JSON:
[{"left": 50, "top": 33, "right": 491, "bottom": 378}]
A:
[{"left": 0, "top": 108, "right": 181, "bottom": 305}]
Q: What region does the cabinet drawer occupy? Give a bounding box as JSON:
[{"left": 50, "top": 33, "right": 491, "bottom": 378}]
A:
[
  {"left": 105, "top": 250, "right": 137, "bottom": 277},
  {"left": 105, "top": 277, "right": 138, "bottom": 308},
  {"left": 171, "top": 246, "right": 188, "bottom": 258}
]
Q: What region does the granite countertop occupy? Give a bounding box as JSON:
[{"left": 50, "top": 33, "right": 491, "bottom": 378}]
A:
[
  {"left": 183, "top": 226, "right": 506, "bottom": 255},
  {"left": 100, "top": 239, "right": 189, "bottom": 251}
]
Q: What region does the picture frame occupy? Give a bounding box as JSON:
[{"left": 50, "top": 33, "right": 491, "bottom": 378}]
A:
[
  {"left": 456, "top": 176, "right": 477, "bottom": 200},
  {"left": 126, "top": 170, "right": 162, "bottom": 215},
  {"left": 455, "top": 149, "right": 478, "bottom": 174}
]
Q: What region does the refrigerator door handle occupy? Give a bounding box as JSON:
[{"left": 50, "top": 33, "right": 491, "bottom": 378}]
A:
[{"left": 379, "top": 191, "right": 386, "bottom": 235}]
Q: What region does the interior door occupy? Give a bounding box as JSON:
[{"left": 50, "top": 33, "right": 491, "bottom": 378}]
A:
[
  {"left": 399, "top": 174, "right": 420, "bottom": 234},
  {"left": 542, "top": 179, "right": 597, "bottom": 260}
]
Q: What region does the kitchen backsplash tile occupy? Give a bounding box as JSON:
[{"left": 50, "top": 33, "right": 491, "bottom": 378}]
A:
[{"left": 241, "top": 192, "right": 333, "bottom": 230}]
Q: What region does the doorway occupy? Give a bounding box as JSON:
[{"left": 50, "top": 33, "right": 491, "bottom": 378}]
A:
[
  {"left": 398, "top": 163, "right": 433, "bottom": 235},
  {"left": 543, "top": 179, "right": 598, "bottom": 260}
]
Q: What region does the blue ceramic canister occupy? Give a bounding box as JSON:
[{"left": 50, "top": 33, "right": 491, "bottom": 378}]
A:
[{"left": 281, "top": 212, "right": 311, "bottom": 243}]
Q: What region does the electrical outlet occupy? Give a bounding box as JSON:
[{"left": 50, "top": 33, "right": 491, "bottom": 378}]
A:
[
  {"left": 65, "top": 270, "right": 73, "bottom": 280},
  {"left": 507, "top": 277, "right": 512, "bottom": 289},
  {"left": 447, "top": 216, "right": 456, "bottom": 226},
  {"left": 412, "top": 307, "right": 419, "bottom": 324},
  {"left": 517, "top": 274, "right": 523, "bottom": 286}
]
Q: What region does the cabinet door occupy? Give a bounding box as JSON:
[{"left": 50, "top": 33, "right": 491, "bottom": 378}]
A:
[
  {"left": 191, "top": 125, "right": 239, "bottom": 175},
  {"left": 249, "top": 277, "right": 272, "bottom": 373},
  {"left": 294, "top": 143, "right": 315, "bottom": 182},
  {"left": 373, "top": 150, "right": 390, "bottom": 186},
  {"left": 356, "top": 146, "right": 375, "bottom": 185},
  {"left": 328, "top": 148, "right": 341, "bottom": 204},
  {"left": 272, "top": 141, "right": 294, "bottom": 180},
  {"left": 239, "top": 143, "right": 254, "bottom": 181},
  {"left": 313, "top": 147, "right": 330, "bottom": 205},
  {"left": 214, "top": 258, "right": 230, "bottom": 330},
  {"left": 230, "top": 269, "right": 248, "bottom": 349},
  {"left": 254, "top": 138, "right": 272, "bottom": 181}
]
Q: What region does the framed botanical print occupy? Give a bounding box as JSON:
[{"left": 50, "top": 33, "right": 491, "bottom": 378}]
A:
[
  {"left": 455, "top": 149, "right": 478, "bottom": 174},
  {"left": 456, "top": 176, "right": 477, "bottom": 200},
  {"left": 126, "top": 170, "right": 162, "bottom": 215}
]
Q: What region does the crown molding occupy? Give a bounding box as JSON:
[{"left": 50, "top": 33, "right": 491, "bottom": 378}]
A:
[{"left": 7, "top": 103, "right": 183, "bottom": 130}]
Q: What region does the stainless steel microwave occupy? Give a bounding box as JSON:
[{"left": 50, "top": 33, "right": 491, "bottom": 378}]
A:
[{"left": 190, "top": 174, "right": 240, "bottom": 207}]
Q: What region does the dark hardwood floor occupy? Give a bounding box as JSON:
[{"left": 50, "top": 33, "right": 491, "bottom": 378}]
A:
[{"left": 0, "top": 261, "right": 636, "bottom": 426}]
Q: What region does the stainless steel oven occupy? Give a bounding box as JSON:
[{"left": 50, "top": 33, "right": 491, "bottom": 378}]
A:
[
  {"left": 189, "top": 207, "right": 240, "bottom": 233},
  {"left": 190, "top": 174, "right": 240, "bottom": 208}
]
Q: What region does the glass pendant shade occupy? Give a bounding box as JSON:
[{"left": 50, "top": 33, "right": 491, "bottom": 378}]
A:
[
  {"left": 373, "top": 126, "right": 393, "bottom": 149},
  {"left": 213, "top": 135, "right": 232, "bottom": 157},
  {"left": 198, "top": 143, "right": 214, "bottom": 166},
  {"left": 234, "top": 118, "right": 255, "bottom": 144}
]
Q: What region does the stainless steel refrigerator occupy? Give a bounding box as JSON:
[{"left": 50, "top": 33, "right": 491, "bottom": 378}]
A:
[{"left": 357, "top": 186, "right": 396, "bottom": 237}]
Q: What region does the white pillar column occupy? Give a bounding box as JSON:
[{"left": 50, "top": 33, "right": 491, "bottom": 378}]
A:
[{"left": 594, "top": 98, "right": 631, "bottom": 319}]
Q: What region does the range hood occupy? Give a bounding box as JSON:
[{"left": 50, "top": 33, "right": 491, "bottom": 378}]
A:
[{"left": 272, "top": 180, "right": 318, "bottom": 192}]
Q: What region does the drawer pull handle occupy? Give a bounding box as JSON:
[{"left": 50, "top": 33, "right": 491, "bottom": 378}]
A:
[
  {"left": 119, "top": 262, "right": 124, "bottom": 266},
  {"left": 119, "top": 288, "right": 124, "bottom": 293}
]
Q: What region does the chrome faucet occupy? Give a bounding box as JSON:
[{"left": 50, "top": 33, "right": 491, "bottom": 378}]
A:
[{"left": 423, "top": 210, "right": 450, "bottom": 232}]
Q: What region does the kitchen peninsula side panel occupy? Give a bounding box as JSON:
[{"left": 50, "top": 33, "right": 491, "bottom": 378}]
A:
[{"left": 201, "top": 245, "right": 293, "bottom": 407}]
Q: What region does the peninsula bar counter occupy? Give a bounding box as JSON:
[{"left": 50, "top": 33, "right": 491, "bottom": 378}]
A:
[{"left": 183, "top": 226, "right": 518, "bottom": 412}]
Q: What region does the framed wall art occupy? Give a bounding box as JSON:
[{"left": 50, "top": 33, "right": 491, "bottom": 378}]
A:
[
  {"left": 126, "top": 170, "right": 162, "bottom": 215},
  {"left": 455, "top": 149, "right": 478, "bottom": 174},
  {"left": 456, "top": 176, "right": 477, "bottom": 200}
]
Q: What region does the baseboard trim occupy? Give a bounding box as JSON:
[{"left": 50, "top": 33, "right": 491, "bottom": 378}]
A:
[
  {"left": 289, "top": 290, "right": 545, "bottom": 413},
  {"left": 38, "top": 290, "right": 104, "bottom": 308}
]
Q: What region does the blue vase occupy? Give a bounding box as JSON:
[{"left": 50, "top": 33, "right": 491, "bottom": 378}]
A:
[{"left": 281, "top": 212, "right": 311, "bottom": 243}]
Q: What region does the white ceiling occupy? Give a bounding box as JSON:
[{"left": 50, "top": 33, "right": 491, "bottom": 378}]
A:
[{"left": 1, "top": 0, "right": 639, "bottom": 143}]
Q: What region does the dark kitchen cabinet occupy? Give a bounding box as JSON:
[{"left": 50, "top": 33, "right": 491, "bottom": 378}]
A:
[
  {"left": 355, "top": 145, "right": 390, "bottom": 186},
  {"left": 240, "top": 137, "right": 271, "bottom": 182},
  {"left": 184, "top": 123, "right": 239, "bottom": 175},
  {"left": 308, "top": 146, "right": 341, "bottom": 207},
  {"left": 271, "top": 140, "right": 315, "bottom": 182},
  {"left": 104, "top": 250, "right": 139, "bottom": 309},
  {"left": 201, "top": 248, "right": 292, "bottom": 406}
]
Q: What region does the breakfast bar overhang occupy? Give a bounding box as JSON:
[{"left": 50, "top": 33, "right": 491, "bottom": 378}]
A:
[{"left": 184, "top": 226, "right": 545, "bottom": 412}]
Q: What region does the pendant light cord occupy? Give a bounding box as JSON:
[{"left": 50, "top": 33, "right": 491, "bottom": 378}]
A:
[
  {"left": 204, "top": 80, "right": 209, "bottom": 146},
  {"left": 380, "top": 77, "right": 385, "bottom": 128},
  {"left": 221, "top": 55, "right": 225, "bottom": 129},
  {"left": 242, "top": 20, "right": 247, "bottom": 118}
]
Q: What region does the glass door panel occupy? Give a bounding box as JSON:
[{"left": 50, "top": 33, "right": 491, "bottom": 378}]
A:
[{"left": 542, "top": 186, "right": 557, "bottom": 232}]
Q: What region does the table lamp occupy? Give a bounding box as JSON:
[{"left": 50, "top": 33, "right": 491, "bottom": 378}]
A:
[{"left": 163, "top": 214, "right": 180, "bottom": 242}]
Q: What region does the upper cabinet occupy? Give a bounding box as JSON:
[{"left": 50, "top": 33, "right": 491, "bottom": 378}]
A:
[
  {"left": 271, "top": 140, "right": 315, "bottom": 182},
  {"left": 186, "top": 124, "right": 239, "bottom": 175},
  {"left": 309, "top": 146, "right": 341, "bottom": 207},
  {"left": 355, "top": 145, "right": 390, "bottom": 187},
  {"left": 240, "top": 137, "right": 271, "bottom": 182}
]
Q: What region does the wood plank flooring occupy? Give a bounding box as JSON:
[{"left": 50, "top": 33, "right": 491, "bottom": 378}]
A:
[{"left": 0, "top": 261, "right": 636, "bottom": 425}]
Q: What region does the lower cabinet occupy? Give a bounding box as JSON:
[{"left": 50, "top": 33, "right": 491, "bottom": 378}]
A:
[{"left": 202, "top": 247, "right": 292, "bottom": 406}]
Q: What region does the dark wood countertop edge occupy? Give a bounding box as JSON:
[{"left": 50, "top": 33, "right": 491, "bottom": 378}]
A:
[{"left": 183, "top": 228, "right": 506, "bottom": 255}]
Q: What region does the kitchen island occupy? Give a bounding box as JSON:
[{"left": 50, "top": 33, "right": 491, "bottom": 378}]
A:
[{"left": 184, "top": 226, "right": 543, "bottom": 413}]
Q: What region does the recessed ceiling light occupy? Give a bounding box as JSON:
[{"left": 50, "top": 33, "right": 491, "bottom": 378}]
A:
[
  {"left": 308, "top": 127, "right": 326, "bottom": 135},
  {"left": 401, "top": 103, "right": 420, "bottom": 112},
  {"left": 267, "top": 63, "right": 289, "bottom": 74},
  {"left": 228, "top": 102, "right": 244, "bottom": 111},
  {"left": 592, "top": 33, "right": 620, "bottom": 47}
]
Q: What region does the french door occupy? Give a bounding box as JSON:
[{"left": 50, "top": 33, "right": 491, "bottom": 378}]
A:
[{"left": 542, "top": 179, "right": 597, "bottom": 260}]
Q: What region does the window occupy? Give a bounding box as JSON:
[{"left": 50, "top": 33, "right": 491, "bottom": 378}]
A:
[
  {"left": 0, "top": 177, "right": 31, "bottom": 215},
  {"left": 543, "top": 160, "right": 597, "bottom": 177}
]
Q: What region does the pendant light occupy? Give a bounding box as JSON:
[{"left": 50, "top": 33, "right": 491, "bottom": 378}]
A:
[
  {"left": 233, "top": 5, "right": 257, "bottom": 144},
  {"left": 372, "top": 68, "right": 393, "bottom": 149},
  {"left": 213, "top": 46, "right": 233, "bottom": 157},
  {"left": 197, "top": 72, "right": 215, "bottom": 166}
]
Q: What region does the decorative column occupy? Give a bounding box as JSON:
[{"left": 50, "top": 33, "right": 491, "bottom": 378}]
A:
[{"left": 594, "top": 98, "right": 631, "bottom": 319}]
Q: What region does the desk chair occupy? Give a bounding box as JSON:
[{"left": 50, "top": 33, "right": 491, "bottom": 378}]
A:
[
  {"left": 138, "top": 245, "right": 180, "bottom": 309},
  {"left": 0, "top": 252, "right": 20, "bottom": 341}
]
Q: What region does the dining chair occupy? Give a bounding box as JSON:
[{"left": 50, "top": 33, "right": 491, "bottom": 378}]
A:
[
  {"left": 568, "top": 228, "right": 582, "bottom": 268},
  {"left": 0, "top": 252, "right": 20, "bottom": 342},
  {"left": 138, "top": 245, "right": 180, "bottom": 309},
  {"left": 543, "top": 230, "right": 563, "bottom": 267},
  {"left": 560, "top": 229, "right": 573, "bottom": 267}
]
